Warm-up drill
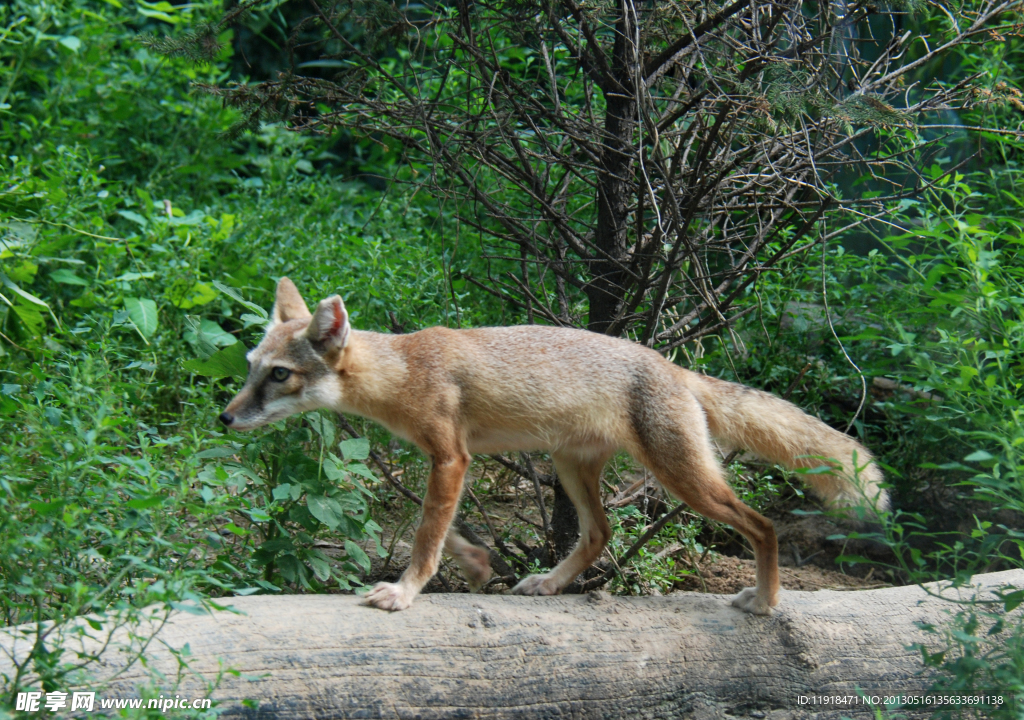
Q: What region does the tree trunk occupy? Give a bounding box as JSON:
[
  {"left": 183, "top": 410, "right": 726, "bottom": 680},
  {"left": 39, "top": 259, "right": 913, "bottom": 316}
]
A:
[
  {"left": 555, "top": 1, "right": 641, "bottom": 558},
  {"left": 7, "top": 571, "right": 1019, "bottom": 719},
  {"left": 586, "top": 1, "right": 637, "bottom": 337},
  {"left": 549, "top": 478, "right": 580, "bottom": 560}
]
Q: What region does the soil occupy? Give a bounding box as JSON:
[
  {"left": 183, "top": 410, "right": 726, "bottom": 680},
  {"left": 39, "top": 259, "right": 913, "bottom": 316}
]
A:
[{"left": 670, "top": 555, "right": 885, "bottom": 595}]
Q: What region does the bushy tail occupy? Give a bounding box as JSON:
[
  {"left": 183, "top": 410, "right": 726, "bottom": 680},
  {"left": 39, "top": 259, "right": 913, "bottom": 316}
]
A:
[{"left": 683, "top": 372, "right": 889, "bottom": 513}]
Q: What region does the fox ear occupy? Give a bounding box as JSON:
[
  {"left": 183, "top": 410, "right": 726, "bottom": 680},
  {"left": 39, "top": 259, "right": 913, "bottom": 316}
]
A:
[
  {"left": 270, "top": 277, "right": 311, "bottom": 329},
  {"left": 307, "top": 295, "right": 350, "bottom": 350}
]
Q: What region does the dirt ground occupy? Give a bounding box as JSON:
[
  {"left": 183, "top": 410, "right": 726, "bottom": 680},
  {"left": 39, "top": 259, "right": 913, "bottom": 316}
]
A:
[{"left": 670, "top": 555, "right": 884, "bottom": 594}]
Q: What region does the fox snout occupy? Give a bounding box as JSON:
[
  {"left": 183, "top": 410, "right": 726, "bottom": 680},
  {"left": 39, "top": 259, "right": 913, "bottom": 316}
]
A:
[
  {"left": 218, "top": 383, "right": 272, "bottom": 431},
  {"left": 218, "top": 393, "right": 257, "bottom": 430}
]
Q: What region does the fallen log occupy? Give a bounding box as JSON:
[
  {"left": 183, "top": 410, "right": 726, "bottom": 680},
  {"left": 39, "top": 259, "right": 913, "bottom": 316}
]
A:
[{"left": 3, "top": 570, "right": 1021, "bottom": 719}]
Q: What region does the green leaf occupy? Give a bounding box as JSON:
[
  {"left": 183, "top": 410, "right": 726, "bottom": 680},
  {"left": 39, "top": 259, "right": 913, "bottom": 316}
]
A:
[
  {"left": 182, "top": 342, "right": 248, "bottom": 379},
  {"left": 339, "top": 437, "right": 370, "bottom": 461},
  {"left": 259, "top": 538, "right": 294, "bottom": 554},
  {"left": 183, "top": 316, "right": 217, "bottom": 357},
  {"left": 213, "top": 281, "right": 268, "bottom": 319},
  {"left": 306, "top": 551, "right": 332, "bottom": 581},
  {"left": 277, "top": 553, "right": 300, "bottom": 582},
  {"left": 272, "top": 483, "right": 294, "bottom": 501},
  {"left": 296, "top": 60, "right": 347, "bottom": 69},
  {"left": 126, "top": 495, "right": 164, "bottom": 510},
  {"left": 246, "top": 507, "right": 271, "bottom": 523},
  {"left": 191, "top": 318, "right": 237, "bottom": 348},
  {"left": 308, "top": 413, "right": 336, "bottom": 447},
  {"left": 194, "top": 447, "right": 238, "bottom": 459},
  {"left": 171, "top": 282, "right": 218, "bottom": 310},
  {"left": 10, "top": 302, "right": 45, "bottom": 336},
  {"left": 117, "top": 271, "right": 155, "bottom": 283},
  {"left": 117, "top": 210, "right": 148, "bottom": 227},
  {"left": 124, "top": 297, "right": 158, "bottom": 337},
  {"left": 29, "top": 500, "right": 64, "bottom": 515},
  {"left": 49, "top": 269, "right": 89, "bottom": 286},
  {"left": 345, "top": 540, "right": 371, "bottom": 572},
  {"left": 347, "top": 462, "right": 377, "bottom": 482},
  {"left": 963, "top": 450, "right": 994, "bottom": 463},
  {"left": 1, "top": 272, "right": 49, "bottom": 308},
  {"left": 1002, "top": 589, "right": 1024, "bottom": 613},
  {"left": 322, "top": 457, "right": 346, "bottom": 482},
  {"left": 137, "top": 0, "right": 181, "bottom": 23},
  {"left": 58, "top": 36, "right": 81, "bottom": 52},
  {"left": 306, "top": 494, "right": 342, "bottom": 529}
]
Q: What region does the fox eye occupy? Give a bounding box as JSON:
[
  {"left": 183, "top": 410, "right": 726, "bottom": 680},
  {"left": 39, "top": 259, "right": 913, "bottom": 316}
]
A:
[{"left": 270, "top": 367, "right": 291, "bottom": 382}]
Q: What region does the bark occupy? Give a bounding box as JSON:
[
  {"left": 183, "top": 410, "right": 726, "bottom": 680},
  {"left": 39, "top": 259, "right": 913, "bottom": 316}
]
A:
[
  {"left": 5, "top": 571, "right": 1020, "bottom": 719},
  {"left": 549, "top": 478, "right": 580, "bottom": 560},
  {"left": 586, "top": 1, "right": 636, "bottom": 336}
]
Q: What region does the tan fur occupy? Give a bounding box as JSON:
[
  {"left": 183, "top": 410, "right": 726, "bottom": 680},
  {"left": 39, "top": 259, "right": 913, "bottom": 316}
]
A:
[{"left": 222, "top": 279, "right": 889, "bottom": 615}]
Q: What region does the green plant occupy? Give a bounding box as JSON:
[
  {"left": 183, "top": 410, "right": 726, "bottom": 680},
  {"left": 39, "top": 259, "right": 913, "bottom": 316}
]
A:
[
  {"left": 605, "top": 504, "right": 707, "bottom": 596},
  {"left": 215, "top": 413, "right": 385, "bottom": 592}
]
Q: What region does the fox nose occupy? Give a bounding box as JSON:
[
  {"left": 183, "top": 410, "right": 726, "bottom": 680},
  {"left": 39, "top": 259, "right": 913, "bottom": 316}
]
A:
[{"left": 218, "top": 412, "right": 235, "bottom": 427}]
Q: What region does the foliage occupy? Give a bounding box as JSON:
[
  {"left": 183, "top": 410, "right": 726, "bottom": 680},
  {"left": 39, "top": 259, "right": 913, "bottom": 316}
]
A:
[
  {"left": 708, "top": 155, "right": 1024, "bottom": 715},
  {"left": 858, "top": 172, "right": 1024, "bottom": 717},
  {"left": 159, "top": 0, "right": 1021, "bottom": 345},
  {"left": 605, "top": 504, "right": 707, "bottom": 596},
  {"left": 0, "top": 0, "right": 475, "bottom": 710},
  {"left": 917, "top": 604, "right": 1024, "bottom": 720},
  {"left": 0, "top": 0, "right": 246, "bottom": 201}
]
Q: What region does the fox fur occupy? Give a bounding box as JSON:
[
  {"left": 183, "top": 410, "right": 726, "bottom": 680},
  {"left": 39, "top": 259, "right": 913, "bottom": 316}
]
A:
[{"left": 221, "top": 278, "right": 888, "bottom": 615}]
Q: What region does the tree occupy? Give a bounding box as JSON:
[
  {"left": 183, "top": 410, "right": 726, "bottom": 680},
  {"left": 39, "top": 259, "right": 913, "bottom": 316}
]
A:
[{"left": 153, "top": 0, "right": 1022, "bottom": 566}]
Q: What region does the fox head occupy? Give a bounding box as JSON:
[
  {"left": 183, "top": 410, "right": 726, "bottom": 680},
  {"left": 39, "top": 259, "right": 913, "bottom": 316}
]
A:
[{"left": 219, "top": 278, "right": 350, "bottom": 431}]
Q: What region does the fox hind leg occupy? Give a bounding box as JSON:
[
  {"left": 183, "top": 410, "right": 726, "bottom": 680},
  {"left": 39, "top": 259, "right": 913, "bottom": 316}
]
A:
[
  {"left": 633, "top": 388, "right": 780, "bottom": 615},
  {"left": 512, "top": 450, "right": 612, "bottom": 596},
  {"left": 445, "top": 530, "right": 492, "bottom": 592},
  {"left": 660, "top": 469, "right": 779, "bottom": 614}
]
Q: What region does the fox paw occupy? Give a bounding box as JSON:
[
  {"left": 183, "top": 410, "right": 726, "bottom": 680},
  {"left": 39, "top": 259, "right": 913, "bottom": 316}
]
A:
[
  {"left": 363, "top": 582, "right": 416, "bottom": 611},
  {"left": 511, "top": 573, "right": 559, "bottom": 596},
  {"left": 456, "top": 545, "right": 493, "bottom": 592},
  {"left": 730, "top": 587, "right": 774, "bottom": 616}
]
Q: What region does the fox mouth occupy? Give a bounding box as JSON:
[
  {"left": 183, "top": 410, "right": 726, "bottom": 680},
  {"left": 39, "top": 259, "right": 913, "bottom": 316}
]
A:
[
  {"left": 218, "top": 408, "right": 293, "bottom": 431},
  {"left": 218, "top": 412, "right": 266, "bottom": 431}
]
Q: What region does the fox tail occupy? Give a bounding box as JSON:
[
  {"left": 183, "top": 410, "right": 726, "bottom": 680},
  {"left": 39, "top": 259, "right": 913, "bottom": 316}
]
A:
[{"left": 684, "top": 372, "right": 889, "bottom": 513}]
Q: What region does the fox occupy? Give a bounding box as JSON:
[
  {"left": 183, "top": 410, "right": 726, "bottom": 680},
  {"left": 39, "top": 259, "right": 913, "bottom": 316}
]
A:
[{"left": 219, "top": 278, "right": 888, "bottom": 615}]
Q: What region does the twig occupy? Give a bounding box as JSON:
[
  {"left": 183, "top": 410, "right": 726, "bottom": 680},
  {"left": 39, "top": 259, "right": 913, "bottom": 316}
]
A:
[
  {"left": 521, "top": 452, "right": 551, "bottom": 538},
  {"left": 489, "top": 454, "right": 555, "bottom": 486},
  {"left": 581, "top": 503, "right": 693, "bottom": 592},
  {"left": 783, "top": 363, "right": 814, "bottom": 400},
  {"left": 513, "top": 511, "right": 544, "bottom": 530},
  {"left": 819, "top": 227, "right": 867, "bottom": 435}
]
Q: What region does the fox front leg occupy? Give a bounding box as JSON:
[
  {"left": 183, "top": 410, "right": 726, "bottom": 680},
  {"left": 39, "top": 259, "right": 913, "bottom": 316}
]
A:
[{"left": 363, "top": 447, "right": 471, "bottom": 611}]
